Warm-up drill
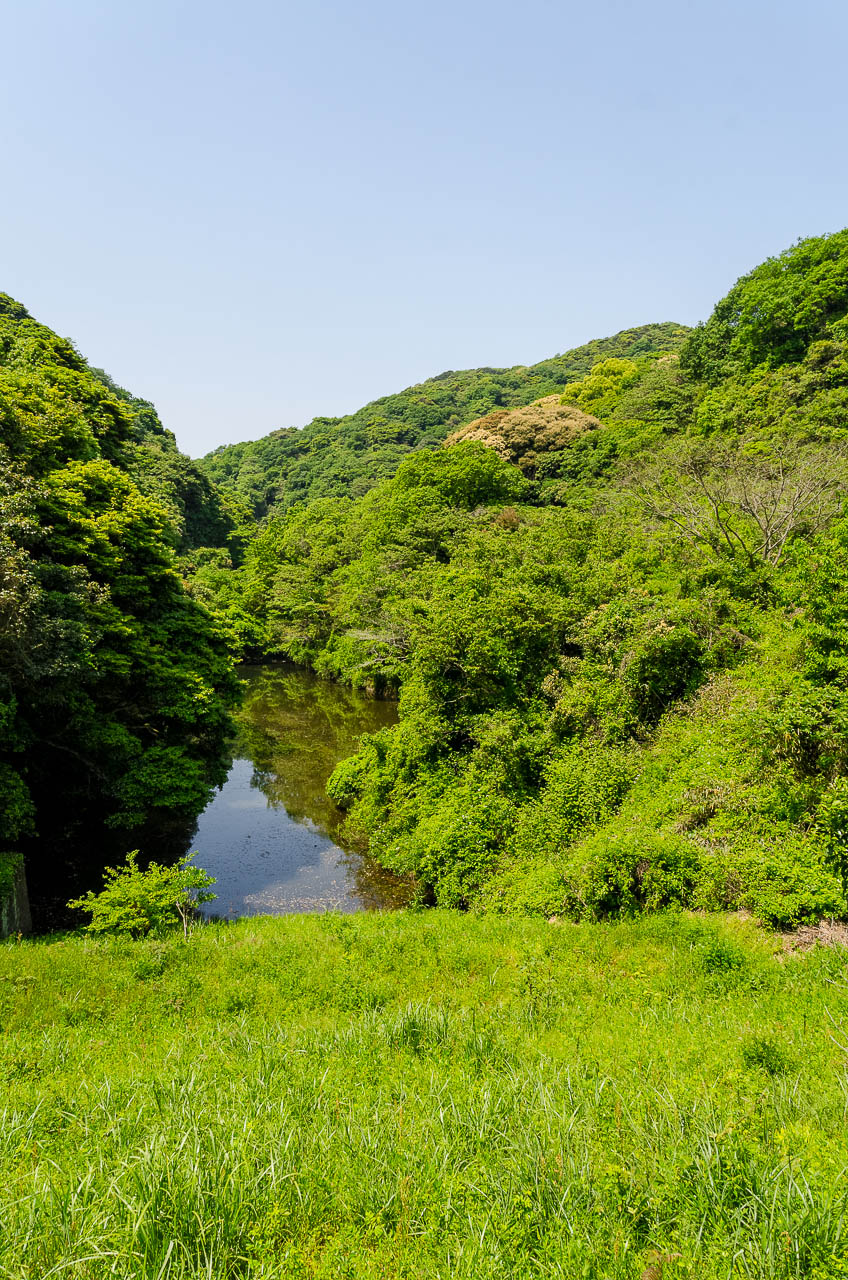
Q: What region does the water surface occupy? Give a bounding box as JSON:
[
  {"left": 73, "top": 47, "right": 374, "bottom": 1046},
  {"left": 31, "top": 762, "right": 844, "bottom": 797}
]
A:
[{"left": 192, "top": 666, "right": 410, "bottom": 917}]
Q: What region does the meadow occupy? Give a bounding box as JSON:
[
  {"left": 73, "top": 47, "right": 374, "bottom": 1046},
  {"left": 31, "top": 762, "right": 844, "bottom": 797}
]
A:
[{"left": 2, "top": 910, "right": 848, "bottom": 1278}]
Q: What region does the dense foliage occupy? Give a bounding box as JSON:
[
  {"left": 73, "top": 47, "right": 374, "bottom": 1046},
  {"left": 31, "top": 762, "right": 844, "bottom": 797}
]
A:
[
  {"left": 6, "top": 230, "right": 848, "bottom": 932},
  {"left": 198, "top": 230, "right": 848, "bottom": 927},
  {"left": 682, "top": 228, "right": 848, "bottom": 382},
  {"left": 199, "top": 323, "right": 688, "bottom": 517},
  {"left": 0, "top": 295, "right": 239, "bottom": 914}
]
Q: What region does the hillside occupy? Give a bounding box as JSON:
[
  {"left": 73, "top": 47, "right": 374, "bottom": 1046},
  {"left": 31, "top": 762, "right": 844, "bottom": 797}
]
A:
[
  {"left": 5, "top": 231, "right": 848, "bottom": 937},
  {"left": 0, "top": 295, "right": 239, "bottom": 926},
  {"left": 198, "top": 322, "right": 689, "bottom": 517},
  {"left": 194, "top": 229, "right": 848, "bottom": 926}
]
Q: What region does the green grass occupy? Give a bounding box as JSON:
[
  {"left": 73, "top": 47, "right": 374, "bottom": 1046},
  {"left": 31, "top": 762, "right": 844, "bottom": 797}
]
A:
[{"left": 2, "top": 911, "right": 848, "bottom": 1278}]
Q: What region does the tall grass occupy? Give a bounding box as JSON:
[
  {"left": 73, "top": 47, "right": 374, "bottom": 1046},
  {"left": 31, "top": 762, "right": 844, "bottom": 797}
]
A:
[{"left": 2, "top": 911, "right": 848, "bottom": 1277}]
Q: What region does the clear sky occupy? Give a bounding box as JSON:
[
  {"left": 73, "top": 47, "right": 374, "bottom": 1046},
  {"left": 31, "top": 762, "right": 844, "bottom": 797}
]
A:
[{"left": 3, "top": 0, "right": 847, "bottom": 457}]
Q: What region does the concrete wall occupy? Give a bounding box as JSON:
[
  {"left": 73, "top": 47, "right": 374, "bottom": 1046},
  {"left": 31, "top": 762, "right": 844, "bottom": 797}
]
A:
[{"left": 0, "top": 860, "right": 32, "bottom": 937}]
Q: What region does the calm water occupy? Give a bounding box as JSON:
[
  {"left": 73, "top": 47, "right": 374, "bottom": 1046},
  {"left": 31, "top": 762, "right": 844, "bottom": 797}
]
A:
[{"left": 192, "top": 666, "right": 411, "bottom": 918}]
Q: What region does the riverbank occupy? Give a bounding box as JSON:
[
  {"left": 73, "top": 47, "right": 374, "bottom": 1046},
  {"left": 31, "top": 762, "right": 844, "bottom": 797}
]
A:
[{"left": 3, "top": 910, "right": 848, "bottom": 1278}]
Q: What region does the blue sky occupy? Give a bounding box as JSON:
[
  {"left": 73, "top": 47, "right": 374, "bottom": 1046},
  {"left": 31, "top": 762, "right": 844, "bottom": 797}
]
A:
[{"left": 3, "top": 0, "right": 847, "bottom": 456}]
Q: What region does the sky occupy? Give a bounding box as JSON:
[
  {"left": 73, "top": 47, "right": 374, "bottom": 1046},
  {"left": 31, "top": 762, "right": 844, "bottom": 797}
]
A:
[{"left": 2, "top": 0, "right": 848, "bottom": 458}]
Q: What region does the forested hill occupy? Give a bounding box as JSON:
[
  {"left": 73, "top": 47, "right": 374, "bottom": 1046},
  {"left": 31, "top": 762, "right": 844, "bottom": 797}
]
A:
[
  {"left": 199, "top": 229, "right": 848, "bottom": 928},
  {"left": 7, "top": 229, "right": 848, "bottom": 939},
  {"left": 0, "top": 294, "right": 240, "bottom": 554},
  {"left": 0, "top": 294, "right": 239, "bottom": 924},
  {"left": 198, "top": 322, "right": 689, "bottom": 517}
]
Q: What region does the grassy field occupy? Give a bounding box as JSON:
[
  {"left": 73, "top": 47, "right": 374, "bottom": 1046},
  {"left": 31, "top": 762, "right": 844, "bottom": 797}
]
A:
[{"left": 2, "top": 910, "right": 848, "bottom": 1278}]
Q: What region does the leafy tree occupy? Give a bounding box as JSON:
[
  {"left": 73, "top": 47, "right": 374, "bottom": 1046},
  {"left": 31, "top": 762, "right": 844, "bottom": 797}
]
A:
[
  {"left": 68, "top": 851, "right": 216, "bottom": 937},
  {"left": 0, "top": 295, "right": 239, "bottom": 923},
  {"left": 682, "top": 230, "right": 848, "bottom": 384}
]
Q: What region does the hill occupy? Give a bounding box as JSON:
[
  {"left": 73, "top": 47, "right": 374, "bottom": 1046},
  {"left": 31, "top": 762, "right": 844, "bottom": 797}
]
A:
[
  {"left": 6, "top": 231, "right": 848, "bottom": 935},
  {"left": 198, "top": 323, "right": 689, "bottom": 517},
  {"left": 0, "top": 294, "right": 239, "bottom": 927},
  {"left": 198, "top": 230, "right": 848, "bottom": 926}
]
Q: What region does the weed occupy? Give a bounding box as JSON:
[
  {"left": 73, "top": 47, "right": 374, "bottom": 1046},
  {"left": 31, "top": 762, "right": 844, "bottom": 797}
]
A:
[{"left": 0, "top": 910, "right": 844, "bottom": 1277}]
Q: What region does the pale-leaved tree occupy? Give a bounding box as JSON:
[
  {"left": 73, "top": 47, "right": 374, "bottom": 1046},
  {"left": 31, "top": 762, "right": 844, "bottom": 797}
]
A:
[{"left": 631, "top": 439, "right": 848, "bottom": 566}]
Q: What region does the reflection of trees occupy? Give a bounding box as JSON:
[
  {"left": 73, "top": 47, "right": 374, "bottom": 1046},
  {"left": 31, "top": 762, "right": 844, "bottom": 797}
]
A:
[
  {"left": 29, "top": 665, "right": 408, "bottom": 929},
  {"left": 236, "top": 665, "right": 397, "bottom": 844},
  {"left": 336, "top": 849, "right": 413, "bottom": 910},
  {"left": 234, "top": 665, "right": 412, "bottom": 908}
]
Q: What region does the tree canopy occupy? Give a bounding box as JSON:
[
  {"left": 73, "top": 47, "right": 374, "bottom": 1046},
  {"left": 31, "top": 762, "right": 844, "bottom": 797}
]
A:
[{"left": 0, "top": 295, "right": 239, "bottom": 922}]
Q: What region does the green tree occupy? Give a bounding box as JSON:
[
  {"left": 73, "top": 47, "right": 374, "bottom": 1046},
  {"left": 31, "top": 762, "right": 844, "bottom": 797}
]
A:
[{"left": 68, "top": 851, "right": 216, "bottom": 937}]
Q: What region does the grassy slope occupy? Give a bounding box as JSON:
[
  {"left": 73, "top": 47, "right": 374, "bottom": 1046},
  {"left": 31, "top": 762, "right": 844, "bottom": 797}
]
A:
[{"left": 3, "top": 912, "right": 848, "bottom": 1278}]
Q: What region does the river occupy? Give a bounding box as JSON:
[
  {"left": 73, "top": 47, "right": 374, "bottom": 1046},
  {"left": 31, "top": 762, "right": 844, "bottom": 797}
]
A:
[
  {"left": 25, "top": 665, "right": 411, "bottom": 931},
  {"left": 192, "top": 665, "right": 411, "bottom": 917}
]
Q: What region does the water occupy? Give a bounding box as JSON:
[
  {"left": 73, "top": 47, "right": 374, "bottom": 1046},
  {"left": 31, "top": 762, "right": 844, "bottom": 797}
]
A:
[
  {"left": 24, "top": 663, "right": 407, "bottom": 931},
  {"left": 191, "top": 665, "right": 411, "bottom": 918}
]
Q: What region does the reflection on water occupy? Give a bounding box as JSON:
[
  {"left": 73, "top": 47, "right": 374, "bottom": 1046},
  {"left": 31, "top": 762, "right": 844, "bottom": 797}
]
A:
[
  {"left": 25, "top": 664, "right": 409, "bottom": 932},
  {"left": 192, "top": 665, "right": 412, "bottom": 917}
]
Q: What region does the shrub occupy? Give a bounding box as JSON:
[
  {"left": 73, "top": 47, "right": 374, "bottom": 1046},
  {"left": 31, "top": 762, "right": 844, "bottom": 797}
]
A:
[
  {"left": 696, "top": 821, "right": 846, "bottom": 928},
  {"left": 815, "top": 776, "right": 848, "bottom": 883},
  {"left": 326, "top": 751, "right": 371, "bottom": 810},
  {"left": 697, "top": 935, "right": 748, "bottom": 976},
  {"left": 740, "top": 1033, "right": 792, "bottom": 1075},
  {"left": 565, "top": 832, "right": 699, "bottom": 919},
  {"left": 621, "top": 625, "right": 704, "bottom": 724},
  {"left": 476, "top": 859, "right": 567, "bottom": 917},
  {"left": 68, "top": 851, "right": 216, "bottom": 938},
  {"left": 387, "top": 783, "right": 516, "bottom": 908},
  {"left": 510, "top": 745, "right": 633, "bottom": 861}
]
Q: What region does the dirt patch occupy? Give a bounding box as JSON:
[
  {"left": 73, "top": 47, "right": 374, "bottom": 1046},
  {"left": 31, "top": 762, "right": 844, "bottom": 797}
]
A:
[{"left": 780, "top": 920, "right": 848, "bottom": 953}]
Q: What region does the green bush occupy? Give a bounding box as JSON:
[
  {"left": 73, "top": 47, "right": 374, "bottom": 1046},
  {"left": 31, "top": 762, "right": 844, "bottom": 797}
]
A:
[
  {"left": 510, "top": 745, "right": 633, "bottom": 862},
  {"left": 68, "top": 851, "right": 216, "bottom": 938},
  {"left": 621, "top": 625, "right": 704, "bottom": 723},
  {"left": 697, "top": 935, "right": 748, "bottom": 976},
  {"left": 476, "top": 859, "right": 568, "bottom": 917},
  {"left": 696, "top": 821, "right": 846, "bottom": 928},
  {"left": 565, "top": 832, "right": 699, "bottom": 919},
  {"left": 0, "top": 850, "right": 21, "bottom": 902},
  {"left": 815, "top": 776, "right": 848, "bottom": 882},
  {"left": 386, "top": 783, "right": 516, "bottom": 908},
  {"left": 740, "top": 1033, "right": 792, "bottom": 1075},
  {"left": 326, "top": 750, "right": 371, "bottom": 810}
]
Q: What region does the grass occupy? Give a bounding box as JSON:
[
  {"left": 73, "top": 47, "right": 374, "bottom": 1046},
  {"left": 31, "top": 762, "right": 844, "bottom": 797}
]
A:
[{"left": 2, "top": 910, "right": 848, "bottom": 1278}]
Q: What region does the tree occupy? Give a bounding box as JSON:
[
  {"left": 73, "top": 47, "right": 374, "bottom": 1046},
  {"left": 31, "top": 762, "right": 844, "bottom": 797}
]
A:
[
  {"left": 682, "top": 230, "right": 848, "bottom": 384},
  {"left": 68, "top": 851, "right": 216, "bottom": 938},
  {"left": 632, "top": 439, "right": 848, "bottom": 567},
  {"left": 0, "top": 295, "right": 239, "bottom": 915}
]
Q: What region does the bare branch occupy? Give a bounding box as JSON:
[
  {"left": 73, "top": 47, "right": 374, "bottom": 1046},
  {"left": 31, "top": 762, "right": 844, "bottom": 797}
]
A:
[{"left": 629, "top": 438, "right": 848, "bottom": 567}]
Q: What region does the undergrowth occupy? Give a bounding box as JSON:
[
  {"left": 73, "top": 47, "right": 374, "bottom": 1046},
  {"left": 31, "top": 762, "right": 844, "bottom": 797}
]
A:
[{"left": 2, "top": 910, "right": 848, "bottom": 1277}]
